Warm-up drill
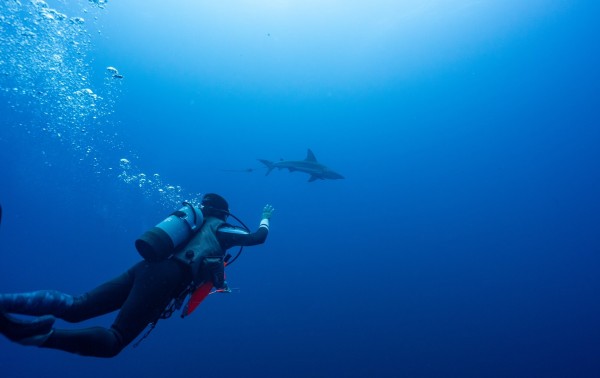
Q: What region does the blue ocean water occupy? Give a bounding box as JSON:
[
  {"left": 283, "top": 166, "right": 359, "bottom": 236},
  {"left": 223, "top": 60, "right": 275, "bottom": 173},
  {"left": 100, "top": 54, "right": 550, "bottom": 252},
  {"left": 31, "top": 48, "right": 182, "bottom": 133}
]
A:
[{"left": 1, "top": 1, "right": 599, "bottom": 377}]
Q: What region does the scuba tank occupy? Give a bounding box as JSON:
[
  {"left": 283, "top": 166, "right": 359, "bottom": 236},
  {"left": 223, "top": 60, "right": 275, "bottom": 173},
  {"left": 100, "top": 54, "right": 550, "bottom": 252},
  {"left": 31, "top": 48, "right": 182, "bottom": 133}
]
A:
[{"left": 135, "top": 202, "right": 204, "bottom": 262}]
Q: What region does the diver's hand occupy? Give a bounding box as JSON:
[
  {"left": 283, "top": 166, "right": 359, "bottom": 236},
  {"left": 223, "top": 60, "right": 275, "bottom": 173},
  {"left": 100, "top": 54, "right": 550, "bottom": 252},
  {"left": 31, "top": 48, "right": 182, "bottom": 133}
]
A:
[{"left": 262, "top": 204, "right": 275, "bottom": 219}]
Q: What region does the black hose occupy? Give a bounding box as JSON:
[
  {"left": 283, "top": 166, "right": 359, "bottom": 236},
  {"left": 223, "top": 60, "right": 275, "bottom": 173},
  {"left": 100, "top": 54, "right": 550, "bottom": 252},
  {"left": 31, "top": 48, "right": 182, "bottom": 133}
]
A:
[{"left": 224, "top": 211, "right": 249, "bottom": 266}]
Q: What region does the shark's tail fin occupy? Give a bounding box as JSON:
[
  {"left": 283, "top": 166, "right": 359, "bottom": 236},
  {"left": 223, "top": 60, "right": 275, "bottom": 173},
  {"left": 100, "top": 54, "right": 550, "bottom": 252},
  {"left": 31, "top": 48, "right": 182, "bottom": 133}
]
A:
[{"left": 258, "top": 159, "right": 275, "bottom": 176}]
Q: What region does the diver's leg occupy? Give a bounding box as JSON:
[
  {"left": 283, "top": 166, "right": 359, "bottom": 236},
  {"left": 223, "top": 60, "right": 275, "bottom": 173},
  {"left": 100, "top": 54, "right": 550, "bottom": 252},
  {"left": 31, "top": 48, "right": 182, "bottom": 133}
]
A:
[
  {"left": 0, "top": 311, "right": 55, "bottom": 346},
  {"left": 41, "top": 327, "right": 123, "bottom": 358},
  {"left": 0, "top": 290, "right": 75, "bottom": 317},
  {"left": 111, "top": 259, "right": 189, "bottom": 347},
  {"left": 0, "top": 264, "right": 138, "bottom": 322},
  {"left": 40, "top": 260, "right": 189, "bottom": 357},
  {"left": 60, "top": 264, "right": 138, "bottom": 323},
  {"left": 0, "top": 262, "right": 140, "bottom": 351}
]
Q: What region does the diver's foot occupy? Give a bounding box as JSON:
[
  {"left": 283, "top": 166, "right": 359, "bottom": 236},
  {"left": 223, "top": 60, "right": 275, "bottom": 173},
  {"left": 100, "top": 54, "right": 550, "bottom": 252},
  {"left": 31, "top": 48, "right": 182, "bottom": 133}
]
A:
[{"left": 0, "top": 311, "right": 55, "bottom": 346}]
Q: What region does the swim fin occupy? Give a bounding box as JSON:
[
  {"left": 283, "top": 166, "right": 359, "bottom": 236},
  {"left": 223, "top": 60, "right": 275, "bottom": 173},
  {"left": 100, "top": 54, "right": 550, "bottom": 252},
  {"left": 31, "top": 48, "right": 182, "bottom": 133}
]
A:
[{"left": 0, "top": 311, "right": 55, "bottom": 346}]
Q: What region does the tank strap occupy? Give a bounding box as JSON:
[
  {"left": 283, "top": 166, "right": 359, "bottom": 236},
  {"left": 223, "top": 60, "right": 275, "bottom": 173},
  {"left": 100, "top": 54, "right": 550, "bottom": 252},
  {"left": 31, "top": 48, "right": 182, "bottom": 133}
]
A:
[{"left": 132, "top": 322, "right": 156, "bottom": 348}]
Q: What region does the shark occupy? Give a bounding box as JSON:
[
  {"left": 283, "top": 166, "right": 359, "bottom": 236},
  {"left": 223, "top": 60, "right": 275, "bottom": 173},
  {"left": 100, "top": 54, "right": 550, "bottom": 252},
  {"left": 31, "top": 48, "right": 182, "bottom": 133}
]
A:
[{"left": 258, "top": 149, "right": 344, "bottom": 182}]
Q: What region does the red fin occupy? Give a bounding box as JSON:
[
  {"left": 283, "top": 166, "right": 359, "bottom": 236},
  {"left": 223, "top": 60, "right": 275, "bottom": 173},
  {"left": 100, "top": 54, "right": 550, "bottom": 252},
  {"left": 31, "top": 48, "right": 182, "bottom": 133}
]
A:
[
  {"left": 184, "top": 262, "right": 228, "bottom": 317},
  {"left": 183, "top": 282, "right": 213, "bottom": 316}
]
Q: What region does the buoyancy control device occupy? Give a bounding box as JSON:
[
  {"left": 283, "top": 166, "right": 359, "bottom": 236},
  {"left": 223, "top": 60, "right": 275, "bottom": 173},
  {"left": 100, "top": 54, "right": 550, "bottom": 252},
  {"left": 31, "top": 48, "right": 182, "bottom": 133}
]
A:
[{"left": 135, "top": 202, "right": 204, "bottom": 262}]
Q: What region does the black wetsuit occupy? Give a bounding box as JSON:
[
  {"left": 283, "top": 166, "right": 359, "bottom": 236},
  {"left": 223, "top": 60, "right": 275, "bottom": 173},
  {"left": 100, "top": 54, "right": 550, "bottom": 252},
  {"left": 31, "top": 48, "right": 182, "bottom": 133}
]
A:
[{"left": 20, "top": 224, "right": 267, "bottom": 357}]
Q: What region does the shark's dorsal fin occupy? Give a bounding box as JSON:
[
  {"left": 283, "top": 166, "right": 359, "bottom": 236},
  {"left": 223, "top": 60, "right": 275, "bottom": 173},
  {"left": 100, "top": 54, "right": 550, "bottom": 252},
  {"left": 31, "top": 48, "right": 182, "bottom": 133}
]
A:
[{"left": 305, "top": 149, "right": 317, "bottom": 162}]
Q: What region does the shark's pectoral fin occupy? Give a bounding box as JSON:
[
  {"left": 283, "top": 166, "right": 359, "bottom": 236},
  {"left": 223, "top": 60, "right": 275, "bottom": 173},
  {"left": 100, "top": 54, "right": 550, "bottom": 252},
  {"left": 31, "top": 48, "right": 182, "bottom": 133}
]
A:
[{"left": 308, "top": 175, "right": 319, "bottom": 182}]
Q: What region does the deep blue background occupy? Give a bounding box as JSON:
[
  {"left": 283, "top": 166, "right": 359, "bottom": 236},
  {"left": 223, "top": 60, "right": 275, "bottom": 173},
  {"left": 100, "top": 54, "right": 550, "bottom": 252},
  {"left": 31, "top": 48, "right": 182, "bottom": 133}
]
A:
[{"left": 1, "top": 1, "right": 599, "bottom": 377}]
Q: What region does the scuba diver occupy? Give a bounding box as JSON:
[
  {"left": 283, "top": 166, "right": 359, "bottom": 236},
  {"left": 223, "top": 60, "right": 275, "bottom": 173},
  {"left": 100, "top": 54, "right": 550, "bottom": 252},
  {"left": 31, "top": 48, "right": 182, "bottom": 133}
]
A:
[{"left": 0, "top": 193, "right": 274, "bottom": 358}]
